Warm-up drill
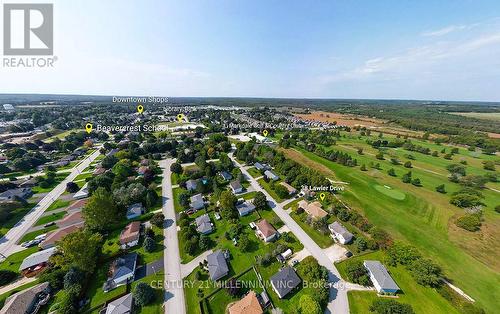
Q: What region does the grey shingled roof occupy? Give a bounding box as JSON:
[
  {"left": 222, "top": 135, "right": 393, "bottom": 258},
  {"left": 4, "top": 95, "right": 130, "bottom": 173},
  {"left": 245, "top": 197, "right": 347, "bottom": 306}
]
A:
[
  {"left": 190, "top": 193, "right": 205, "bottom": 209},
  {"left": 19, "top": 247, "right": 57, "bottom": 271},
  {"left": 186, "top": 179, "right": 198, "bottom": 191},
  {"left": 207, "top": 250, "right": 229, "bottom": 281},
  {"left": 328, "top": 221, "right": 353, "bottom": 241},
  {"left": 270, "top": 266, "right": 301, "bottom": 297},
  {"left": 364, "top": 260, "right": 400, "bottom": 291},
  {"left": 105, "top": 293, "right": 133, "bottom": 314},
  {"left": 195, "top": 214, "right": 213, "bottom": 234},
  {"left": 0, "top": 282, "right": 50, "bottom": 314}
]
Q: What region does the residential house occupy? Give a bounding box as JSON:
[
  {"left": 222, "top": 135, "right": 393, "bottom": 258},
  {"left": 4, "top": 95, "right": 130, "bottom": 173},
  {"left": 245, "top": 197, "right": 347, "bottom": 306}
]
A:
[
  {"left": 363, "top": 260, "right": 400, "bottom": 294},
  {"left": 57, "top": 211, "right": 84, "bottom": 228},
  {"left": 39, "top": 223, "right": 84, "bottom": 249},
  {"left": 255, "top": 219, "right": 278, "bottom": 242},
  {"left": 137, "top": 166, "right": 149, "bottom": 176},
  {"left": 190, "top": 193, "right": 205, "bottom": 211},
  {"left": 186, "top": 179, "right": 198, "bottom": 192},
  {"left": 219, "top": 171, "right": 233, "bottom": 181},
  {"left": 19, "top": 247, "right": 57, "bottom": 277},
  {"left": 105, "top": 293, "right": 133, "bottom": 314},
  {"left": 230, "top": 180, "right": 244, "bottom": 194},
  {"left": 298, "top": 200, "right": 327, "bottom": 219},
  {"left": 103, "top": 253, "right": 138, "bottom": 292},
  {"left": 0, "top": 282, "right": 50, "bottom": 314},
  {"left": 279, "top": 182, "right": 297, "bottom": 195},
  {"left": 264, "top": 170, "right": 279, "bottom": 181},
  {"left": 126, "top": 203, "right": 144, "bottom": 220},
  {"left": 120, "top": 221, "right": 141, "bottom": 249},
  {"left": 0, "top": 187, "right": 32, "bottom": 201},
  {"left": 270, "top": 266, "right": 302, "bottom": 298},
  {"left": 107, "top": 148, "right": 119, "bottom": 156},
  {"left": 228, "top": 291, "right": 263, "bottom": 314},
  {"left": 236, "top": 201, "right": 256, "bottom": 217},
  {"left": 195, "top": 214, "right": 213, "bottom": 234},
  {"left": 328, "top": 221, "right": 353, "bottom": 244},
  {"left": 73, "top": 183, "right": 89, "bottom": 199},
  {"left": 253, "top": 162, "right": 267, "bottom": 171},
  {"left": 93, "top": 167, "right": 106, "bottom": 175},
  {"left": 207, "top": 250, "right": 229, "bottom": 281}
]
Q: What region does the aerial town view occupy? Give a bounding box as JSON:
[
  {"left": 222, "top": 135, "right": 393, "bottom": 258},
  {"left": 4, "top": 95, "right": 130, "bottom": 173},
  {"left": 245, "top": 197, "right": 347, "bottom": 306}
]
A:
[{"left": 0, "top": 1, "right": 499, "bottom": 314}]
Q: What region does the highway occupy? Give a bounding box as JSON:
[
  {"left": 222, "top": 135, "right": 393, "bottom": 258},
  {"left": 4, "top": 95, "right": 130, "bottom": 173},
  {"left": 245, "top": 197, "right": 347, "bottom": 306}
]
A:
[{"left": 0, "top": 149, "right": 101, "bottom": 258}]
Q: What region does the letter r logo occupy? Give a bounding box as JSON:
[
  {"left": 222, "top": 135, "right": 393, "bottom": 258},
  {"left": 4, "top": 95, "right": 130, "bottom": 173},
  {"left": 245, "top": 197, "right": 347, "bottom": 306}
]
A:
[{"left": 3, "top": 3, "right": 53, "bottom": 55}]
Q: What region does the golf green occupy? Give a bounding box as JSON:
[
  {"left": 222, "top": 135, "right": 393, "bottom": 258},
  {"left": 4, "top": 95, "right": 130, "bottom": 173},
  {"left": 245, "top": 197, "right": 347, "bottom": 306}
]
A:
[{"left": 373, "top": 184, "right": 406, "bottom": 200}]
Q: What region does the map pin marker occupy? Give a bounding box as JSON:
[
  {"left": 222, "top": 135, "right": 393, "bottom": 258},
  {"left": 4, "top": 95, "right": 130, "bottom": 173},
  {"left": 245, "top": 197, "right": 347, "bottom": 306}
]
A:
[
  {"left": 177, "top": 114, "right": 184, "bottom": 122},
  {"left": 263, "top": 129, "right": 269, "bottom": 137},
  {"left": 85, "top": 123, "right": 93, "bottom": 134},
  {"left": 320, "top": 192, "right": 326, "bottom": 201},
  {"left": 137, "top": 104, "right": 144, "bottom": 114}
]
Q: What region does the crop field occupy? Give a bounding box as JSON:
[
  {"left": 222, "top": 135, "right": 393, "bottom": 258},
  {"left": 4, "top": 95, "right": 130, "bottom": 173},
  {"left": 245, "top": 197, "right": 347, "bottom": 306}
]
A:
[
  {"left": 281, "top": 130, "right": 500, "bottom": 313},
  {"left": 450, "top": 112, "right": 500, "bottom": 121}
]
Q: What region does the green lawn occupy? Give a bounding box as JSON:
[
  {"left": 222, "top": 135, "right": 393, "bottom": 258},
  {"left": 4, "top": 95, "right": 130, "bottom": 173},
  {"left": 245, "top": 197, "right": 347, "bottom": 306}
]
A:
[
  {"left": 131, "top": 226, "right": 164, "bottom": 264},
  {"left": 246, "top": 167, "right": 262, "bottom": 178},
  {"left": 45, "top": 199, "right": 71, "bottom": 212},
  {"left": 84, "top": 264, "right": 127, "bottom": 310},
  {"left": 172, "top": 187, "right": 186, "bottom": 213},
  {"left": 31, "top": 173, "right": 67, "bottom": 194},
  {"left": 130, "top": 274, "right": 164, "bottom": 314},
  {"left": 240, "top": 191, "right": 257, "bottom": 200},
  {"left": 73, "top": 172, "right": 93, "bottom": 182},
  {"left": 34, "top": 211, "right": 66, "bottom": 226},
  {"left": 257, "top": 178, "right": 286, "bottom": 203},
  {"left": 289, "top": 211, "right": 333, "bottom": 248},
  {"left": 0, "top": 202, "right": 36, "bottom": 237},
  {"left": 337, "top": 251, "right": 460, "bottom": 314},
  {"left": 0, "top": 246, "right": 39, "bottom": 273},
  {"left": 18, "top": 225, "right": 58, "bottom": 243},
  {"left": 289, "top": 147, "right": 500, "bottom": 313},
  {"left": 373, "top": 184, "right": 406, "bottom": 200}
]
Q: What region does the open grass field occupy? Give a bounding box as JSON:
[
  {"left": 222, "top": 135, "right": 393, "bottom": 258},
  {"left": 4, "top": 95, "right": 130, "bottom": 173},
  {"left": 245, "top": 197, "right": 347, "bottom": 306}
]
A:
[
  {"left": 294, "top": 111, "right": 386, "bottom": 127},
  {"left": 337, "top": 251, "right": 460, "bottom": 314},
  {"left": 282, "top": 145, "right": 500, "bottom": 313},
  {"left": 449, "top": 112, "right": 500, "bottom": 121}
]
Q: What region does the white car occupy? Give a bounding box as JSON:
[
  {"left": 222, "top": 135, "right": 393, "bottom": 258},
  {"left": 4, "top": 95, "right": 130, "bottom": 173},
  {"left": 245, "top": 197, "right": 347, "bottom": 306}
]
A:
[{"left": 34, "top": 234, "right": 47, "bottom": 241}]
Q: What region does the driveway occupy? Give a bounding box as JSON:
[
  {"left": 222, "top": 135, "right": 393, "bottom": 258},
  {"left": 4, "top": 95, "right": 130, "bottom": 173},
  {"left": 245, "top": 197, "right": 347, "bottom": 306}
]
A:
[
  {"left": 230, "top": 153, "right": 350, "bottom": 314},
  {"left": 160, "top": 158, "right": 186, "bottom": 314},
  {"left": 135, "top": 258, "right": 165, "bottom": 280},
  {"left": 180, "top": 249, "right": 213, "bottom": 278}
]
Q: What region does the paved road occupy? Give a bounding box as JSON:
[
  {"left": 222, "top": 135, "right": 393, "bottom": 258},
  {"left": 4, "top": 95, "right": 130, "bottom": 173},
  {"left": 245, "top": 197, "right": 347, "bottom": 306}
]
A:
[
  {"left": 160, "top": 158, "right": 186, "bottom": 314},
  {"left": 0, "top": 149, "right": 101, "bottom": 258},
  {"left": 230, "top": 153, "right": 350, "bottom": 314}
]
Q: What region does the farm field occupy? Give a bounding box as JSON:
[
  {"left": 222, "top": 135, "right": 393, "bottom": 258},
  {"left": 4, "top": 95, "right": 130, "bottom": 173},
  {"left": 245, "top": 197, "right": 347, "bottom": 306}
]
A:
[
  {"left": 449, "top": 112, "right": 500, "bottom": 121},
  {"left": 281, "top": 140, "right": 500, "bottom": 313}
]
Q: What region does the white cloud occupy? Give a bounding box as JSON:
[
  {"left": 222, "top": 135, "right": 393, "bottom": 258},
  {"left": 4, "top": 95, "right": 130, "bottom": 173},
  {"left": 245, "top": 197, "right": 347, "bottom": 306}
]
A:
[{"left": 421, "top": 25, "right": 469, "bottom": 37}]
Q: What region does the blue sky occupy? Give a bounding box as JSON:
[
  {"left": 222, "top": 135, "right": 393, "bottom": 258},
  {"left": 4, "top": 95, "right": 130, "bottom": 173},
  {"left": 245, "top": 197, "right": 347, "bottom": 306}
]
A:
[{"left": 2, "top": 0, "right": 500, "bottom": 101}]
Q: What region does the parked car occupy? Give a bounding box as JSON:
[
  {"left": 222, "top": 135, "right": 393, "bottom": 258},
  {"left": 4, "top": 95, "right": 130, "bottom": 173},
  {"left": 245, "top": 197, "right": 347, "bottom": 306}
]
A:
[
  {"left": 44, "top": 222, "right": 56, "bottom": 228},
  {"left": 291, "top": 259, "right": 299, "bottom": 266},
  {"left": 344, "top": 251, "right": 353, "bottom": 258}
]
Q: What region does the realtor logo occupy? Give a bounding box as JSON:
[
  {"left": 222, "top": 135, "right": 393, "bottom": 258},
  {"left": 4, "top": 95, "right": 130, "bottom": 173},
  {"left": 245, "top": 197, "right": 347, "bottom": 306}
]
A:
[{"left": 3, "top": 3, "right": 53, "bottom": 55}]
